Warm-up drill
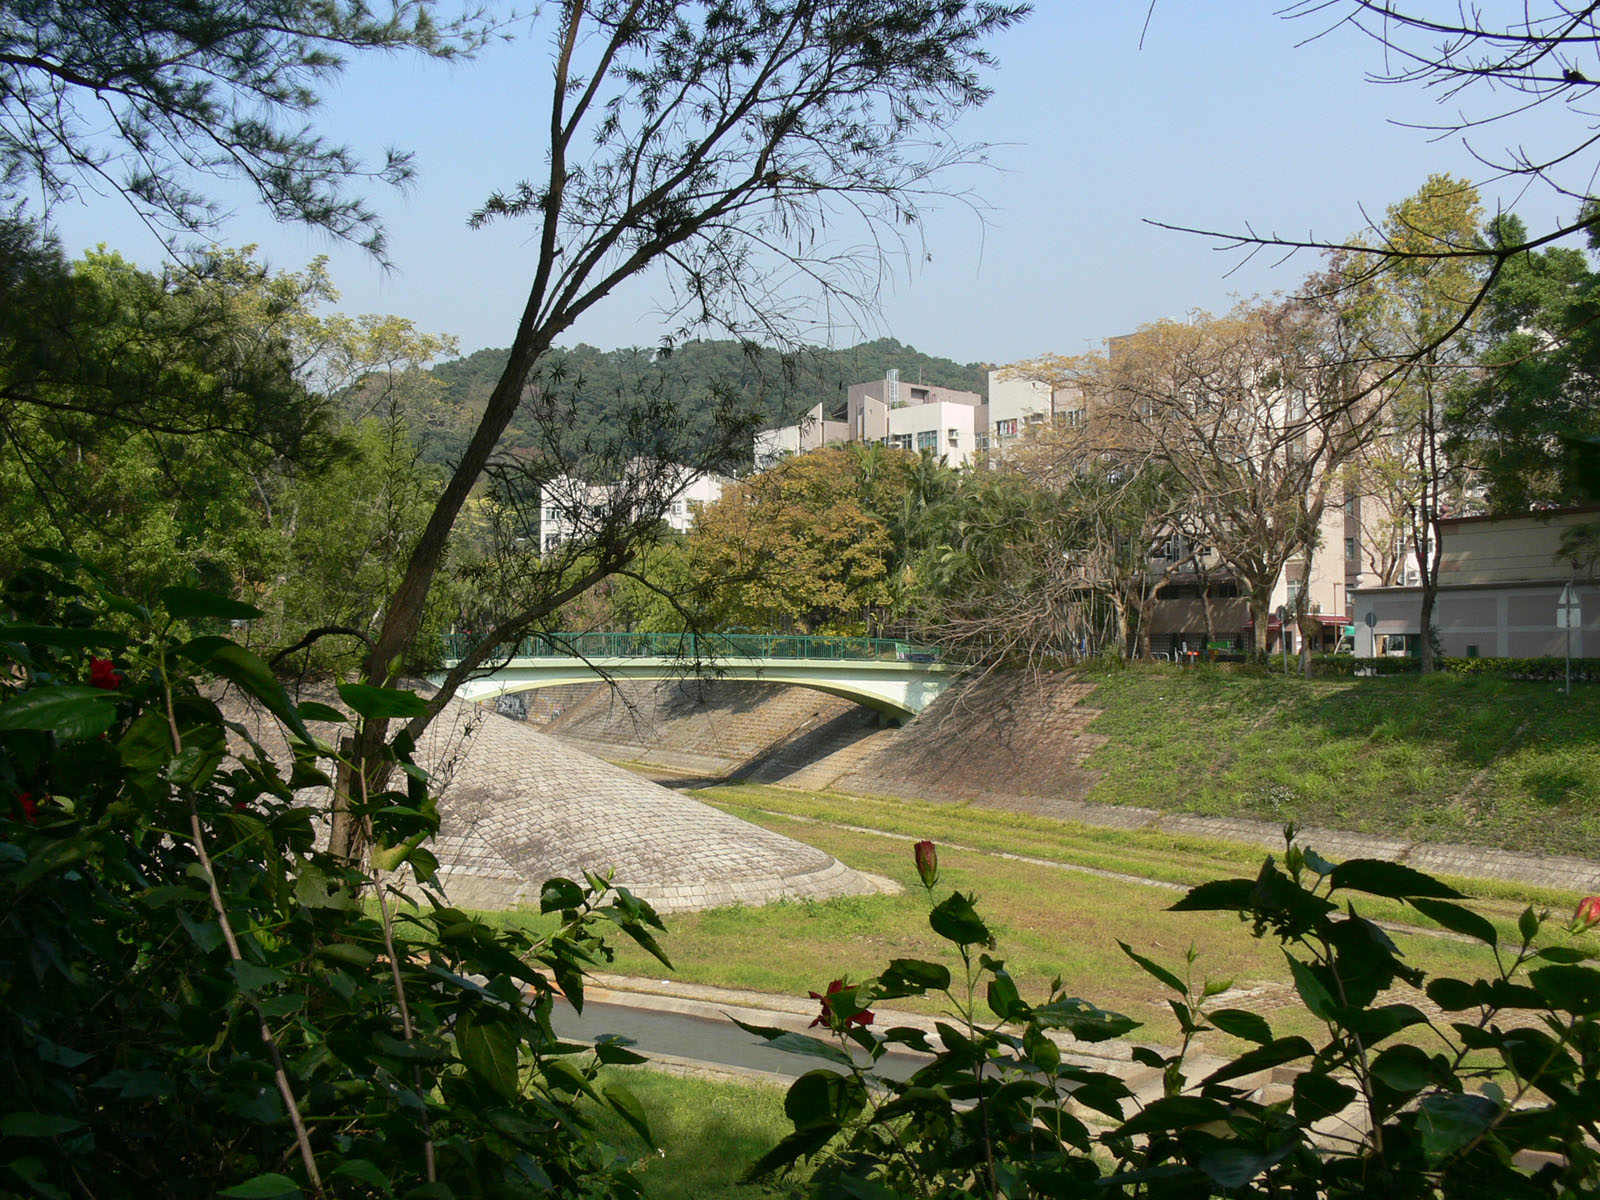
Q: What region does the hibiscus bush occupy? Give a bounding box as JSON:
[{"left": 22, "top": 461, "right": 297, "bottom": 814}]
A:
[
  {"left": 746, "top": 838, "right": 1600, "bottom": 1197},
  {"left": 0, "top": 553, "right": 668, "bottom": 1198}
]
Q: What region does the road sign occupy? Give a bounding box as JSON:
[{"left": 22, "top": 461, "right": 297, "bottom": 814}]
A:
[{"left": 1557, "top": 583, "right": 1581, "bottom": 630}]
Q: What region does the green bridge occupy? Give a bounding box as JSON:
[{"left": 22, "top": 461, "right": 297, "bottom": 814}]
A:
[{"left": 439, "top": 632, "right": 957, "bottom": 719}]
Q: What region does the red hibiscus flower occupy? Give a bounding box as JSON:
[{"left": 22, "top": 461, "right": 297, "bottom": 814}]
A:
[
  {"left": 88, "top": 658, "right": 120, "bottom": 690},
  {"left": 809, "top": 979, "right": 873, "bottom": 1029},
  {"left": 14, "top": 791, "right": 37, "bottom": 823}
]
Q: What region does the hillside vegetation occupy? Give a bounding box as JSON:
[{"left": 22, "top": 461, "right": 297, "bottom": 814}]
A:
[
  {"left": 423, "top": 337, "right": 988, "bottom": 469},
  {"left": 1077, "top": 666, "right": 1600, "bottom": 859}
]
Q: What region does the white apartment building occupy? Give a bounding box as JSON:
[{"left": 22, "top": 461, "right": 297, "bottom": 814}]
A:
[{"left": 539, "top": 465, "right": 729, "bottom": 553}]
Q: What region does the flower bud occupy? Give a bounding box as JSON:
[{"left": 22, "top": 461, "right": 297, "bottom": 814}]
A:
[
  {"left": 913, "top": 839, "right": 938, "bottom": 888},
  {"left": 1576, "top": 895, "right": 1600, "bottom": 930}
]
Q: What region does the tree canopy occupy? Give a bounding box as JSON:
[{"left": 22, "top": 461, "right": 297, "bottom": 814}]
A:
[{"left": 0, "top": 0, "right": 484, "bottom": 254}]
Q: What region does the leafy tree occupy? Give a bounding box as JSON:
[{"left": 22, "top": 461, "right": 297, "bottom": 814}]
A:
[
  {"left": 0, "top": 0, "right": 484, "bottom": 254},
  {"left": 1344, "top": 175, "right": 1487, "bottom": 672},
  {"left": 1042, "top": 295, "right": 1374, "bottom": 657},
  {"left": 346, "top": 0, "right": 1028, "bottom": 862},
  {"left": 1447, "top": 212, "right": 1600, "bottom": 511},
  {"left": 685, "top": 446, "right": 898, "bottom": 635},
  {"left": 0, "top": 558, "right": 671, "bottom": 1198},
  {"left": 0, "top": 240, "right": 330, "bottom": 598}
]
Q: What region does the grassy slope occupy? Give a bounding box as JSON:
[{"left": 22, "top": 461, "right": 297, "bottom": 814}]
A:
[{"left": 1076, "top": 667, "right": 1600, "bottom": 857}]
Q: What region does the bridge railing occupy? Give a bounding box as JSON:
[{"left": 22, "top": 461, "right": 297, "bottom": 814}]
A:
[{"left": 445, "top": 631, "right": 942, "bottom": 664}]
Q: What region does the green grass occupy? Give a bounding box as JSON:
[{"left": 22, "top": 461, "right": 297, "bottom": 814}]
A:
[
  {"left": 492, "top": 782, "right": 1596, "bottom": 1044},
  {"left": 591, "top": 1068, "right": 802, "bottom": 1199},
  {"left": 1078, "top": 667, "right": 1600, "bottom": 856}
]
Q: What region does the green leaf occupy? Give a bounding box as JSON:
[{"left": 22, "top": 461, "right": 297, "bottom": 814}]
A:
[
  {"left": 1371, "top": 1043, "right": 1436, "bottom": 1093},
  {"left": 1410, "top": 898, "right": 1497, "bottom": 946},
  {"left": 1286, "top": 955, "right": 1339, "bottom": 1022},
  {"left": 1207, "top": 1008, "right": 1273, "bottom": 1045},
  {"left": 986, "top": 972, "right": 1024, "bottom": 1021},
  {"left": 1118, "top": 940, "right": 1187, "bottom": 996},
  {"left": 540, "top": 877, "right": 585, "bottom": 913},
  {"left": 0, "top": 625, "right": 128, "bottom": 650},
  {"left": 1426, "top": 976, "right": 1478, "bottom": 1011},
  {"left": 876, "top": 957, "right": 951, "bottom": 997},
  {"left": 158, "top": 586, "right": 263, "bottom": 622},
  {"left": 729, "top": 1018, "right": 855, "bottom": 1066},
  {"left": 784, "top": 1069, "right": 867, "bottom": 1130},
  {"left": 183, "top": 640, "right": 311, "bottom": 743},
  {"left": 1, "top": 1112, "right": 85, "bottom": 1137},
  {"left": 217, "top": 1174, "right": 302, "bottom": 1198},
  {"left": 740, "top": 1125, "right": 840, "bottom": 1183},
  {"left": 1418, "top": 1092, "right": 1499, "bottom": 1163},
  {"left": 455, "top": 1010, "right": 522, "bottom": 1101},
  {"left": 336, "top": 681, "right": 429, "bottom": 720},
  {"left": 604, "top": 1083, "right": 654, "bottom": 1148},
  {"left": 1169, "top": 878, "right": 1256, "bottom": 911},
  {"left": 1536, "top": 945, "right": 1591, "bottom": 964},
  {"left": 1201, "top": 1036, "right": 1313, "bottom": 1085},
  {"left": 295, "top": 701, "right": 347, "bottom": 724},
  {"left": 330, "top": 1159, "right": 391, "bottom": 1195},
  {"left": 1519, "top": 905, "right": 1541, "bottom": 943},
  {"left": 1530, "top": 964, "right": 1600, "bottom": 1014},
  {"left": 1197, "top": 1140, "right": 1296, "bottom": 1190},
  {"left": 229, "top": 961, "right": 287, "bottom": 993},
  {"left": 1328, "top": 858, "right": 1463, "bottom": 899},
  {"left": 1114, "top": 1095, "right": 1229, "bottom": 1136},
  {"left": 0, "top": 686, "right": 118, "bottom": 738},
  {"left": 928, "top": 891, "right": 991, "bottom": 946},
  {"left": 1293, "top": 1072, "right": 1356, "bottom": 1123}
]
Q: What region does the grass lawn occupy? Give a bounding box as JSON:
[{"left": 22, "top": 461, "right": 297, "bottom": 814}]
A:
[
  {"left": 491, "top": 782, "right": 1596, "bottom": 1045},
  {"left": 590, "top": 1069, "right": 802, "bottom": 1199},
  {"left": 1076, "top": 667, "right": 1600, "bottom": 857}
]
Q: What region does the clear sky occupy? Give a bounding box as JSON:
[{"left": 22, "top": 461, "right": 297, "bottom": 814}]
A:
[{"left": 44, "top": 4, "right": 1590, "bottom": 369}]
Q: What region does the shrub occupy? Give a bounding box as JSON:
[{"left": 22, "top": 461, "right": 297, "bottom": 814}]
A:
[
  {"left": 0, "top": 555, "right": 667, "bottom": 1198},
  {"left": 746, "top": 832, "right": 1600, "bottom": 1197}
]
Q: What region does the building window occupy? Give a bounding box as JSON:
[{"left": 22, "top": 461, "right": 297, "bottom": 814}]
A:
[
  {"left": 975, "top": 432, "right": 990, "bottom": 451},
  {"left": 916, "top": 429, "right": 938, "bottom": 451},
  {"left": 1287, "top": 580, "right": 1303, "bottom": 605},
  {"left": 891, "top": 433, "right": 913, "bottom": 451},
  {"left": 948, "top": 427, "right": 960, "bottom": 446},
  {"left": 1026, "top": 412, "right": 1044, "bottom": 426},
  {"left": 910, "top": 386, "right": 930, "bottom": 401},
  {"left": 1345, "top": 537, "right": 1357, "bottom": 561},
  {"left": 1058, "top": 408, "right": 1085, "bottom": 428},
  {"left": 544, "top": 506, "right": 562, "bottom": 523},
  {"left": 997, "top": 418, "right": 1019, "bottom": 438}
]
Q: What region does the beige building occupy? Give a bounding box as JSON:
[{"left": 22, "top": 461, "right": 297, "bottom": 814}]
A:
[
  {"left": 1351, "top": 509, "right": 1600, "bottom": 657},
  {"left": 753, "top": 402, "right": 849, "bottom": 470}
]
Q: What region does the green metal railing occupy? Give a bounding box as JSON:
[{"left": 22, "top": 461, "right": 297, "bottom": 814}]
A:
[{"left": 444, "top": 631, "right": 942, "bottom": 664}]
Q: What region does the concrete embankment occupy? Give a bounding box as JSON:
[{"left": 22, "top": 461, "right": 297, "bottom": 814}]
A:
[
  {"left": 530, "top": 672, "right": 1109, "bottom": 816},
  {"left": 522, "top": 673, "right": 1600, "bottom": 894}
]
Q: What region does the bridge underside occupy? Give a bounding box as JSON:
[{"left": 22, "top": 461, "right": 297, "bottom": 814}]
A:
[{"left": 440, "top": 657, "right": 955, "bottom": 720}]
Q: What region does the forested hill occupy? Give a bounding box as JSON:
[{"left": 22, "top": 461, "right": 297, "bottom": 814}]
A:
[{"left": 421, "top": 337, "right": 988, "bottom": 469}]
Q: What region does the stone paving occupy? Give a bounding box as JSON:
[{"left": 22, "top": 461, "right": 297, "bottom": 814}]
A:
[{"left": 228, "top": 689, "right": 886, "bottom": 913}]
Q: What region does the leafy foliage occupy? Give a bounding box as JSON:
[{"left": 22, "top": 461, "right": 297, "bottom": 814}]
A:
[
  {"left": 426, "top": 338, "right": 989, "bottom": 473},
  {"left": 0, "top": 556, "right": 668, "bottom": 1198},
  {"left": 745, "top": 833, "right": 1600, "bottom": 1197},
  {"left": 0, "top": 0, "right": 484, "bottom": 253}
]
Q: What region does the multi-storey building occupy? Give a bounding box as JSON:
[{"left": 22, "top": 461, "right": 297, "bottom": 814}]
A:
[{"left": 538, "top": 466, "right": 729, "bottom": 553}]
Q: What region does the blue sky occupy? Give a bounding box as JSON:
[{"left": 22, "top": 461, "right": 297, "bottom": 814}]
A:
[{"left": 45, "top": 4, "right": 1590, "bottom": 368}]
